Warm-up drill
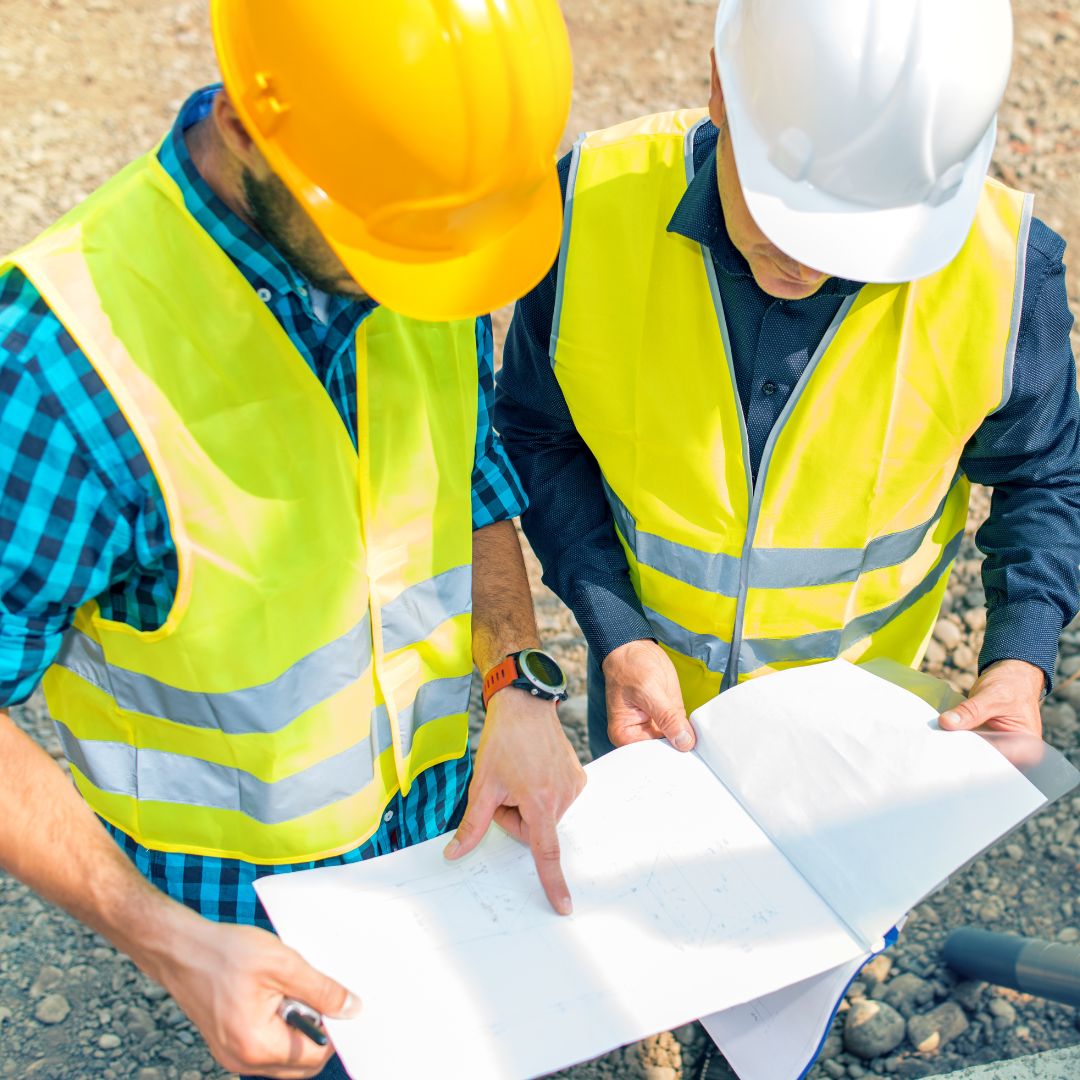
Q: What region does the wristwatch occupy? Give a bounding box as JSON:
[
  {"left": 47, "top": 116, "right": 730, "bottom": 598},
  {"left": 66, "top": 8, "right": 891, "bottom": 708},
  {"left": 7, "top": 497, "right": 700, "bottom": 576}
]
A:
[{"left": 482, "top": 649, "right": 569, "bottom": 709}]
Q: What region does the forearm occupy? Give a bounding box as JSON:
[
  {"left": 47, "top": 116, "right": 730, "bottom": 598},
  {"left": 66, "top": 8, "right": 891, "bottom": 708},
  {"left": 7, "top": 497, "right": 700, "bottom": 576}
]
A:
[
  {"left": 961, "top": 223, "right": 1080, "bottom": 686},
  {"left": 0, "top": 709, "right": 197, "bottom": 983},
  {"left": 974, "top": 481, "right": 1080, "bottom": 686},
  {"left": 471, "top": 521, "right": 543, "bottom": 673}
]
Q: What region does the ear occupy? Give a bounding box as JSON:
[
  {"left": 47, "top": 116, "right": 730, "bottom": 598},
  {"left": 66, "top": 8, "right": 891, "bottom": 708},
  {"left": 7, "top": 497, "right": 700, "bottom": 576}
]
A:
[
  {"left": 708, "top": 48, "right": 727, "bottom": 128},
  {"left": 211, "top": 91, "right": 260, "bottom": 169}
]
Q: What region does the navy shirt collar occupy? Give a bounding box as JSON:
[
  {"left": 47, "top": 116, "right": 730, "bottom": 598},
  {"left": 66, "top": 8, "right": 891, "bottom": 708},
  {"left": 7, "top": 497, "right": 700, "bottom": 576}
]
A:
[{"left": 666, "top": 120, "right": 862, "bottom": 298}]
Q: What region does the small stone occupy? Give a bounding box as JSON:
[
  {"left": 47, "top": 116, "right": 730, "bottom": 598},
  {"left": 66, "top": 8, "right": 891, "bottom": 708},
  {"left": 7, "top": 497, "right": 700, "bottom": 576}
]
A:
[
  {"left": 642, "top": 1068, "right": 676, "bottom": 1080},
  {"left": 30, "top": 964, "right": 64, "bottom": 997},
  {"left": 1057, "top": 927, "right": 1080, "bottom": 943},
  {"left": 880, "top": 973, "right": 933, "bottom": 1015},
  {"left": 123, "top": 1005, "right": 158, "bottom": 1039},
  {"left": 952, "top": 644, "right": 976, "bottom": 671},
  {"left": 924, "top": 640, "right": 947, "bottom": 668},
  {"left": 136, "top": 1070, "right": 166, "bottom": 1080},
  {"left": 180, "top": 1072, "right": 202, "bottom": 1080},
  {"left": 951, "top": 981, "right": 986, "bottom": 1011},
  {"left": 933, "top": 619, "right": 963, "bottom": 650},
  {"left": 861, "top": 954, "right": 893, "bottom": 987},
  {"left": 98, "top": 1033, "right": 122, "bottom": 1049},
  {"left": 1059, "top": 655, "right": 1080, "bottom": 680},
  {"left": 988, "top": 997, "right": 1017, "bottom": 1028},
  {"left": 844, "top": 999, "right": 906, "bottom": 1059},
  {"left": 557, "top": 694, "right": 587, "bottom": 733},
  {"left": 907, "top": 1002, "right": 968, "bottom": 1053},
  {"left": 0, "top": 1006, "right": 11, "bottom": 1025},
  {"left": 963, "top": 607, "right": 987, "bottom": 633},
  {"left": 823, "top": 1061, "right": 847, "bottom": 1079},
  {"left": 819, "top": 1033, "right": 844, "bottom": 1060},
  {"left": 1005, "top": 844, "right": 1025, "bottom": 861},
  {"left": 34, "top": 993, "right": 71, "bottom": 1025}
]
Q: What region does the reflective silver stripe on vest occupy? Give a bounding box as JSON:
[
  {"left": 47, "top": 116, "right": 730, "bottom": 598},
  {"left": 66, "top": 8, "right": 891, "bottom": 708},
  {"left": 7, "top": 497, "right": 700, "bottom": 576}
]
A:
[
  {"left": 737, "top": 529, "right": 964, "bottom": 674},
  {"left": 643, "top": 606, "right": 729, "bottom": 675},
  {"left": 372, "top": 673, "right": 474, "bottom": 757},
  {"left": 991, "top": 190, "right": 1035, "bottom": 415},
  {"left": 55, "top": 673, "right": 474, "bottom": 824},
  {"left": 54, "top": 564, "right": 472, "bottom": 735},
  {"left": 549, "top": 131, "right": 588, "bottom": 369},
  {"left": 604, "top": 477, "right": 742, "bottom": 596},
  {"left": 745, "top": 474, "right": 963, "bottom": 589},
  {"left": 604, "top": 474, "right": 961, "bottom": 594},
  {"left": 55, "top": 613, "right": 373, "bottom": 735},
  {"left": 57, "top": 718, "right": 377, "bottom": 824},
  {"left": 604, "top": 473, "right": 959, "bottom": 591},
  {"left": 380, "top": 565, "right": 472, "bottom": 654}
]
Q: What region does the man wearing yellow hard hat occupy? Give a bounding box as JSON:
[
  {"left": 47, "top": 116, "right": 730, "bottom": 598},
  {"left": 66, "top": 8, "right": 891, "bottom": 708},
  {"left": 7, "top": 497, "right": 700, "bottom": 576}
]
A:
[
  {"left": 0, "top": 1, "right": 581, "bottom": 1076},
  {"left": 498, "top": 0, "right": 1079, "bottom": 768}
]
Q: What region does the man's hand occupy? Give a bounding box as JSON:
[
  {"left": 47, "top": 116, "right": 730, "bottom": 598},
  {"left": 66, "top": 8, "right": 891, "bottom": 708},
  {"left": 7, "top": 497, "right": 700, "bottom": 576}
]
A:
[
  {"left": 602, "top": 639, "right": 696, "bottom": 751},
  {"left": 0, "top": 712, "right": 359, "bottom": 1079},
  {"left": 152, "top": 908, "right": 361, "bottom": 1079},
  {"left": 938, "top": 658, "right": 1045, "bottom": 738},
  {"left": 444, "top": 688, "right": 586, "bottom": 915}
]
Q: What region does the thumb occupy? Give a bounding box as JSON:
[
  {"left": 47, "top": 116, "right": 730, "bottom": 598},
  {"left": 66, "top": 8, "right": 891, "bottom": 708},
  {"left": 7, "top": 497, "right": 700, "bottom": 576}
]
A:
[
  {"left": 651, "top": 701, "right": 695, "bottom": 751},
  {"left": 939, "top": 695, "right": 989, "bottom": 731},
  {"left": 444, "top": 786, "right": 499, "bottom": 860},
  {"left": 283, "top": 950, "right": 362, "bottom": 1020}
]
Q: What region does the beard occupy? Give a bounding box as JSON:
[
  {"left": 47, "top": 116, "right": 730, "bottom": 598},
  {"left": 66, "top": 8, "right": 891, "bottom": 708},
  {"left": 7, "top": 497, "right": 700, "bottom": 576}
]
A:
[{"left": 241, "top": 169, "right": 359, "bottom": 297}]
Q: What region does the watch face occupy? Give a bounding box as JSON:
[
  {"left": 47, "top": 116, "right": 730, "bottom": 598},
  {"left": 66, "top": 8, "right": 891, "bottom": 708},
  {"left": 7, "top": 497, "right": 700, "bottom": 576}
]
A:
[{"left": 520, "top": 649, "right": 565, "bottom": 691}]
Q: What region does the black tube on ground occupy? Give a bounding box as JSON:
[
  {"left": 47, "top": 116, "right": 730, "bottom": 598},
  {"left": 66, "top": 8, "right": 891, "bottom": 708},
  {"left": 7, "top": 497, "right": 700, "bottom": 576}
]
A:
[{"left": 943, "top": 928, "right": 1080, "bottom": 1008}]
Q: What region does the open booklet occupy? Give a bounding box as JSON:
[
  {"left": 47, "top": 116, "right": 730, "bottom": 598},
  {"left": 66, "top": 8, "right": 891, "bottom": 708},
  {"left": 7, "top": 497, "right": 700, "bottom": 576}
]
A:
[{"left": 255, "top": 659, "right": 1078, "bottom": 1080}]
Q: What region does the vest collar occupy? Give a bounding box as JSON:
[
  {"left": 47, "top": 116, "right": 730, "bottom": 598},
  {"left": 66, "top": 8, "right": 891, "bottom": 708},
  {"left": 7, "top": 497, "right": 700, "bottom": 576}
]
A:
[{"left": 666, "top": 126, "right": 862, "bottom": 298}]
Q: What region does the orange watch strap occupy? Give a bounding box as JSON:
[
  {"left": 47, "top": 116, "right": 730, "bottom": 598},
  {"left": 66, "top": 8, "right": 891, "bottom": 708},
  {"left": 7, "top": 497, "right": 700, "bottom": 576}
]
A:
[{"left": 482, "top": 656, "right": 519, "bottom": 709}]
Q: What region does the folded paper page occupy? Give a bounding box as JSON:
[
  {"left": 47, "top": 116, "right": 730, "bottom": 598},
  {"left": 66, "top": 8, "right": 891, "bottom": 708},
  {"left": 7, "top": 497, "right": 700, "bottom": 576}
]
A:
[
  {"left": 691, "top": 660, "right": 1047, "bottom": 950},
  {"left": 256, "top": 739, "right": 862, "bottom": 1080},
  {"left": 256, "top": 659, "right": 1061, "bottom": 1080}
]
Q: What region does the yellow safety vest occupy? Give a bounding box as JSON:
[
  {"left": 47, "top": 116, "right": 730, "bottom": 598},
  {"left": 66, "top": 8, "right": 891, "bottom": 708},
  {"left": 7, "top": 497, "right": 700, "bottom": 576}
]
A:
[
  {"left": 3, "top": 151, "right": 478, "bottom": 863},
  {"left": 552, "top": 110, "right": 1032, "bottom": 714}
]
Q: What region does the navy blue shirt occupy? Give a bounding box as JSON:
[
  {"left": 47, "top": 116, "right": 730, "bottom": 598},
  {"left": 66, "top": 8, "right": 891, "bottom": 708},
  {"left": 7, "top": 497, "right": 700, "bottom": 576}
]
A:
[{"left": 496, "top": 119, "right": 1080, "bottom": 688}]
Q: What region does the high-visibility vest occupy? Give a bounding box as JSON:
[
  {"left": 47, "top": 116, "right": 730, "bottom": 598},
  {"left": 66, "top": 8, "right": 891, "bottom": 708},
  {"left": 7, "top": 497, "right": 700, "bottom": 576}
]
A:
[
  {"left": 552, "top": 110, "right": 1032, "bottom": 714},
  {"left": 3, "top": 150, "right": 478, "bottom": 863}
]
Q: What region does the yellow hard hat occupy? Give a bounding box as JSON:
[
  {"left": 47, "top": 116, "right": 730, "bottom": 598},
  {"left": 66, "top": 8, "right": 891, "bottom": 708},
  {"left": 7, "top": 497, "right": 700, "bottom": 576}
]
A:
[{"left": 211, "top": 0, "right": 572, "bottom": 321}]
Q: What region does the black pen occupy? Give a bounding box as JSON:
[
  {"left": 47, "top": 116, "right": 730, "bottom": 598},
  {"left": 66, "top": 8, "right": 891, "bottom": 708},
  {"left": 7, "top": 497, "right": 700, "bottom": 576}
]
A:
[{"left": 278, "top": 999, "right": 329, "bottom": 1047}]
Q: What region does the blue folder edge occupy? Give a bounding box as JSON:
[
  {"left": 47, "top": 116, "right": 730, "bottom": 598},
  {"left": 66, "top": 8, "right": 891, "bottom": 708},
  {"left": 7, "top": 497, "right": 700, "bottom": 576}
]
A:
[{"left": 794, "top": 924, "right": 903, "bottom": 1080}]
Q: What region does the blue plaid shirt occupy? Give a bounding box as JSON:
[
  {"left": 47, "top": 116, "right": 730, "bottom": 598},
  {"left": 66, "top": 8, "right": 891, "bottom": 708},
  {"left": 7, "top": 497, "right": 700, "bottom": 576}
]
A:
[{"left": 0, "top": 87, "right": 527, "bottom": 927}]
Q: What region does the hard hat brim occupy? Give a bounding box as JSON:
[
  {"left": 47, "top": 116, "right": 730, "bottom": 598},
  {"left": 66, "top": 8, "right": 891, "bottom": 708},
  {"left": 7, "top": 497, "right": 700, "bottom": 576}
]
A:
[
  {"left": 726, "top": 86, "right": 998, "bottom": 285},
  {"left": 304, "top": 171, "right": 565, "bottom": 323}
]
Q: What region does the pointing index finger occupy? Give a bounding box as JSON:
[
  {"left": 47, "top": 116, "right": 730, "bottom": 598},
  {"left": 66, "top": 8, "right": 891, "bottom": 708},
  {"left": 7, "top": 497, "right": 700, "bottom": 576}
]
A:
[{"left": 527, "top": 808, "right": 573, "bottom": 916}]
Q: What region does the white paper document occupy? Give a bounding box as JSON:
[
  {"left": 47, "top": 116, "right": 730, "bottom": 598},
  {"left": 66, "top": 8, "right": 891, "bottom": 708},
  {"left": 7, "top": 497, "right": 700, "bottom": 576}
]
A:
[{"left": 255, "top": 660, "right": 1054, "bottom": 1080}]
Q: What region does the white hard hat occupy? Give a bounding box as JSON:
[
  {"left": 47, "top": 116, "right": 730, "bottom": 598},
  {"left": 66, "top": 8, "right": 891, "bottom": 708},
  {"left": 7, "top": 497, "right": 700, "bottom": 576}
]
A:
[{"left": 714, "top": 0, "right": 1014, "bottom": 283}]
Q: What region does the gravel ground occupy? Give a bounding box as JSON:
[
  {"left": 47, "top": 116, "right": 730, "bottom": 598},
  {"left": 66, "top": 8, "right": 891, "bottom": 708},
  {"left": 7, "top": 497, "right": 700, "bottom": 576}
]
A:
[{"left": 2, "top": 2, "right": 1079, "bottom": 1078}]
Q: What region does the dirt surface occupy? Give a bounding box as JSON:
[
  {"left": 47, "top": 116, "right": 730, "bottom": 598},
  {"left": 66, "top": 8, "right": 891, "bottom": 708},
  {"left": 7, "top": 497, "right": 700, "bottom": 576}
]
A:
[{"left": 2, "top": 2, "right": 1079, "bottom": 1079}]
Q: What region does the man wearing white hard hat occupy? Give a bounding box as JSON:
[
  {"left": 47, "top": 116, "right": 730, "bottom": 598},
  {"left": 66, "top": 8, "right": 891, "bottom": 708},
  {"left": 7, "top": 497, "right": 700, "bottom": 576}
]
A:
[{"left": 497, "top": 0, "right": 1080, "bottom": 764}]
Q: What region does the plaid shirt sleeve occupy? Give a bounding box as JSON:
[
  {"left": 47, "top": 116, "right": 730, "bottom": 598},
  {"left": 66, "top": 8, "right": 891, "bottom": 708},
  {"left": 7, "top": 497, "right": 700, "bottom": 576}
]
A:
[
  {"left": 470, "top": 314, "right": 528, "bottom": 528},
  {"left": 0, "top": 269, "right": 163, "bottom": 707}
]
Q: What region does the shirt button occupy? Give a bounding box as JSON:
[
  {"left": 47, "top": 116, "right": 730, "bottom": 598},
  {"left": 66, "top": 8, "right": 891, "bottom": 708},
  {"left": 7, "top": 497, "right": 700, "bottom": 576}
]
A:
[
  {"left": 383, "top": 810, "right": 394, "bottom": 823},
  {"left": 256, "top": 287, "right": 272, "bottom": 303},
  {"left": 762, "top": 380, "right": 778, "bottom": 396}
]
